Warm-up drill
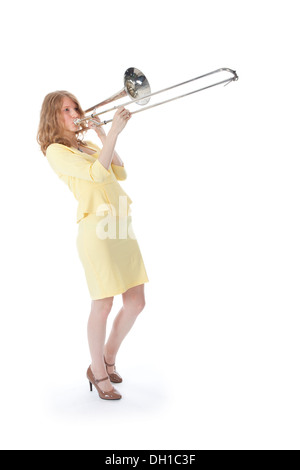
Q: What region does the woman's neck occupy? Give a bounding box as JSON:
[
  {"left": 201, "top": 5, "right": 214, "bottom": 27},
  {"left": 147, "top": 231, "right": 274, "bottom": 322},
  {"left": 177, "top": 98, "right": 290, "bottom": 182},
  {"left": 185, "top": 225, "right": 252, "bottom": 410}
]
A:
[{"left": 65, "top": 132, "right": 79, "bottom": 148}]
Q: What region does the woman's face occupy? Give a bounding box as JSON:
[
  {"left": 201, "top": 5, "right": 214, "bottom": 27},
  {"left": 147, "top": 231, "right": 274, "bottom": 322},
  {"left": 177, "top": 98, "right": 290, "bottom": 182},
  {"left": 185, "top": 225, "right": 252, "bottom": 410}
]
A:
[{"left": 61, "top": 97, "right": 80, "bottom": 133}]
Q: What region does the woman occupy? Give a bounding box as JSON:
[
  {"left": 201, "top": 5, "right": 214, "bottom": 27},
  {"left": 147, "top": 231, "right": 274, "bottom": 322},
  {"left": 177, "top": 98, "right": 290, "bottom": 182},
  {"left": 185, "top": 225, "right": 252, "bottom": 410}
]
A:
[{"left": 37, "top": 91, "right": 149, "bottom": 401}]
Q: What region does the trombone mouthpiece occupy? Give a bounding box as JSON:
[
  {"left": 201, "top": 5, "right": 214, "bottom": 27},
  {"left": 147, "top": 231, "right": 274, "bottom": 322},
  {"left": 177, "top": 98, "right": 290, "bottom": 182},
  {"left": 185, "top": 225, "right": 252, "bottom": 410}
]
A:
[{"left": 74, "top": 119, "right": 81, "bottom": 125}]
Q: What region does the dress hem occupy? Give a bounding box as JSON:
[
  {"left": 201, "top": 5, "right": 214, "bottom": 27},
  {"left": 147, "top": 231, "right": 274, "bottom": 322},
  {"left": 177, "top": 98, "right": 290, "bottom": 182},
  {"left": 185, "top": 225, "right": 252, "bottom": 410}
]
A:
[{"left": 89, "top": 278, "right": 150, "bottom": 300}]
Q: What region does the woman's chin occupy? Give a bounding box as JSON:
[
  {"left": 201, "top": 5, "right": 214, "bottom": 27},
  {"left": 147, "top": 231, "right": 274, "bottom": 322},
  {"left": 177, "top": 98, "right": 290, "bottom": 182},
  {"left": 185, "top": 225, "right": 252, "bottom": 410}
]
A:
[{"left": 68, "top": 125, "right": 79, "bottom": 133}]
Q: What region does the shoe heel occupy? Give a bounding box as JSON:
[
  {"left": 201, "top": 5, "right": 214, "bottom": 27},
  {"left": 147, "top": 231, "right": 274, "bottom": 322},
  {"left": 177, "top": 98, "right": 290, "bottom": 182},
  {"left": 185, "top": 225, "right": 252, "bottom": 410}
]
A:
[{"left": 87, "top": 366, "right": 122, "bottom": 400}]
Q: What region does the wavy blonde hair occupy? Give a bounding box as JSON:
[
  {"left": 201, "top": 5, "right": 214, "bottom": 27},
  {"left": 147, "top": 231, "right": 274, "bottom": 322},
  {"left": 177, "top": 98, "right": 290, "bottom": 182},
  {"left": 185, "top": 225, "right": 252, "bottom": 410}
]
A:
[{"left": 37, "top": 90, "right": 88, "bottom": 155}]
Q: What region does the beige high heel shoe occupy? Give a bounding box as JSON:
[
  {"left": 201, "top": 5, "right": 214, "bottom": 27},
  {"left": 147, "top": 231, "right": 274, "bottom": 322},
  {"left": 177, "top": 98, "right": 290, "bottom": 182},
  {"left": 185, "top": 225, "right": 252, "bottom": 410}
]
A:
[
  {"left": 104, "top": 357, "right": 123, "bottom": 384},
  {"left": 87, "top": 366, "right": 122, "bottom": 400}
]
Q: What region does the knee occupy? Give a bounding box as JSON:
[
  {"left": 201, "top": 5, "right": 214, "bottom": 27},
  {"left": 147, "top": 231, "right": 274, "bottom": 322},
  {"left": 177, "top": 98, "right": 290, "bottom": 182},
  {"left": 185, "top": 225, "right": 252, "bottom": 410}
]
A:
[
  {"left": 91, "top": 297, "right": 114, "bottom": 317},
  {"left": 137, "top": 298, "right": 146, "bottom": 314},
  {"left": 124, "top": 297, "right": 146, "bottom": 316}
]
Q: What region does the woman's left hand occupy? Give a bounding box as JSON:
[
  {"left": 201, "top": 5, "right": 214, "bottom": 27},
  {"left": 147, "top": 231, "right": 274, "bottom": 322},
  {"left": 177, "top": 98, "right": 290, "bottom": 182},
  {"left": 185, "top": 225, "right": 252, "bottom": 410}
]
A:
[{"left": 87, "top": 113, "right": 107, "bottom": 138}]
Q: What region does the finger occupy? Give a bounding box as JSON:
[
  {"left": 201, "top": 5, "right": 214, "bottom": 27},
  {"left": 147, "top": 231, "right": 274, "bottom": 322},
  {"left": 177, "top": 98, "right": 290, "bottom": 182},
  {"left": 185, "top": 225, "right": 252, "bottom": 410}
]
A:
[{"left": 89, "top": 119, "right": 100, "bottom": 127}]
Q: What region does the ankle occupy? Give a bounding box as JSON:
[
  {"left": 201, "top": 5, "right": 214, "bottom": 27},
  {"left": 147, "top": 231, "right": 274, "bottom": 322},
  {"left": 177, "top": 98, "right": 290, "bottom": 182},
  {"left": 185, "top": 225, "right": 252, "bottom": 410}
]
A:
[
  {"left": 104, "top": 349, "right": 116, "bottom": 365},
  {"left": 91, "top": 362, "right": 107, "bottom": 378}
]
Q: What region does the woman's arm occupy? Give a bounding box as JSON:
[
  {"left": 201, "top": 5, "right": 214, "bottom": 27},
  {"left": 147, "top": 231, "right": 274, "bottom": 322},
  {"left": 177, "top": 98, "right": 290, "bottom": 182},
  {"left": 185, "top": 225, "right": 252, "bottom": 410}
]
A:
[
  {"left": 96, "top": 129, "right": 118, "bottom": 170},
  {"left": 96, "top": 131, "right": 124, "bottom": 167},
  {"left": 89, "top": 110, "right": 128, "bottom": 168},
  {"left": 111, "top": 151, "right": 124, "bottom": 167}
]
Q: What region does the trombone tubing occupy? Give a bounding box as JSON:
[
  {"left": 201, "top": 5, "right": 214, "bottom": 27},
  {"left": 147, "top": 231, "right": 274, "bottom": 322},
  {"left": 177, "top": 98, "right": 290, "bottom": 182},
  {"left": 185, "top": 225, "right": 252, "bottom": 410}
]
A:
[{"left": 76, "top": 68, "right": 238, "bottom": 126}]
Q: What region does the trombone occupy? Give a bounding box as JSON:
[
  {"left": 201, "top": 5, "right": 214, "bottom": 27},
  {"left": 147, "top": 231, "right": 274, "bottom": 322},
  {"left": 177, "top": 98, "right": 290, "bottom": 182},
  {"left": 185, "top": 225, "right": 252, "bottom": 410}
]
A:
[{"left": 74, "top": 67, "right": 239, "bottom": 127}]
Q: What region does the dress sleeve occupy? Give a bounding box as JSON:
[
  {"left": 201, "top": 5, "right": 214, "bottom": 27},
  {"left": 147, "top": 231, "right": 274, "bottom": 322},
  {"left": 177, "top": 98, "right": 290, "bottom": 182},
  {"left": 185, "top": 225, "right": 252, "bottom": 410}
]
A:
[
  {"left": 111, "top": 163, "right": 127, "bottom": 181},
  {"left": 46, "top": 143, "right": 111, "bottom": 183}
]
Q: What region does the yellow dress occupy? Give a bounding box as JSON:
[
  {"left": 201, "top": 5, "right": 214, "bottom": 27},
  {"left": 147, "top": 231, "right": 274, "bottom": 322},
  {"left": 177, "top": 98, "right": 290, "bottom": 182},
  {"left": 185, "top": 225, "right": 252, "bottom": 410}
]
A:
[{"left": 46, "top": 140, "right": 149, "bottom": 299}]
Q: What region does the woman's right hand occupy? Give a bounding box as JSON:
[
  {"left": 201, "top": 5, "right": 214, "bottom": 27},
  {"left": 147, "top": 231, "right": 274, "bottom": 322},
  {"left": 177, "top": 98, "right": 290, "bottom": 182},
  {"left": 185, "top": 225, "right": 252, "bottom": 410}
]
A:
[{"left": 110, "top": 107, "right": 132, "bottom": 135}]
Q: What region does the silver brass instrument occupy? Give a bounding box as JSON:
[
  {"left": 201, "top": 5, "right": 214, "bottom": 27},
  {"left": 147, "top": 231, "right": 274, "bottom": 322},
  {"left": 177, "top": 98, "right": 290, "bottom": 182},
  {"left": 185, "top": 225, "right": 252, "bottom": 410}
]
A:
[{"left": 74, "top": 67, "right": 238, "bottom": 127}]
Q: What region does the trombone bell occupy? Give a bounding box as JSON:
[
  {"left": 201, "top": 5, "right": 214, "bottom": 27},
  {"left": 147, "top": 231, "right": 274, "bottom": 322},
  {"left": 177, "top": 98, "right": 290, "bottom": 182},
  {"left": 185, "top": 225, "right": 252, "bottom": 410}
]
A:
[
  {"left": 124, "top": 67, "right": 151, "bottom": 105},
  {"left": 84, "top": 67, "right": 151, "bottom": 113}
]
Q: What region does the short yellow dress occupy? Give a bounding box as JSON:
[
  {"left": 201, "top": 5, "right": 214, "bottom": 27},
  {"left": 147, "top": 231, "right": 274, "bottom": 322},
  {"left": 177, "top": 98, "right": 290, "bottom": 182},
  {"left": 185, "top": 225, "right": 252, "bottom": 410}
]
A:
[{"left": 46, "top": 140, "right": 149, "bottom": 299}]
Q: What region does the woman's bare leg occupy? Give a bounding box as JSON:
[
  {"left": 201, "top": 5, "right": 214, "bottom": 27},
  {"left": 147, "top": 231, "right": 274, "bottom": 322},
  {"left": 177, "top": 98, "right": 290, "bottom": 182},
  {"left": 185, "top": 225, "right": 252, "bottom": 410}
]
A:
[
  {"left": 104, "top": 284, "right": 146, "bottom": 373},
  {"left": 88, "top": 296, "right": 115, "bottom": 392}
]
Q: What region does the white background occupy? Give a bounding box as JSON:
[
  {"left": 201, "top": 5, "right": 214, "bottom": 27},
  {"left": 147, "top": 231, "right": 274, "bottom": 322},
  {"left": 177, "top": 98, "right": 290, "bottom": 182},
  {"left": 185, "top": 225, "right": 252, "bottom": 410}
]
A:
[{"left": 0, "top": 0, "right": 299, "bottom": 450}]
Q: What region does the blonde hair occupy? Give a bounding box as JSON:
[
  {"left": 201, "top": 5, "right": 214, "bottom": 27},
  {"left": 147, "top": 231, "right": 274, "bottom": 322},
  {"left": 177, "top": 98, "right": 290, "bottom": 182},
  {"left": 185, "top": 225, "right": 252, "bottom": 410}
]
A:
[{"left": 37, "top": 90, "right": 88, "bottom": 155}]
